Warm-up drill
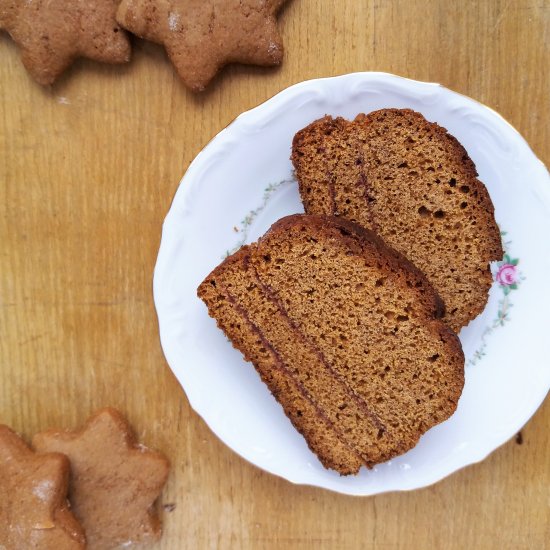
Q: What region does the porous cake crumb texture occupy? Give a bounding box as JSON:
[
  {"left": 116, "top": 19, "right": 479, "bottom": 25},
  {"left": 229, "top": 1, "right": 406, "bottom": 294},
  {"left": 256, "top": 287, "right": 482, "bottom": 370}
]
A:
[
  {"left": 198, "top": 215, "right": 464, "bottom": 475},
  {"left": 292, "top": 109, "right": 503, "bottom": 331}
]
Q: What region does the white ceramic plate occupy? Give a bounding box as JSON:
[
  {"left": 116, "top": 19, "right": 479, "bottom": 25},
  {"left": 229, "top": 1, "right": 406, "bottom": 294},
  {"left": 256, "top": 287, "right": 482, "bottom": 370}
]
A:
[{"left": 154, "top": 73, "right": 550, "bottom": 495}]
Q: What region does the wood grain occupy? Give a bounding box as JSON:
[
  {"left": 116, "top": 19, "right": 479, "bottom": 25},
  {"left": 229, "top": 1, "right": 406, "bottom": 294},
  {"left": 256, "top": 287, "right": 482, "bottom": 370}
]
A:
[{"left": 1, "top": 1, "right": 548, "bottom": 548}]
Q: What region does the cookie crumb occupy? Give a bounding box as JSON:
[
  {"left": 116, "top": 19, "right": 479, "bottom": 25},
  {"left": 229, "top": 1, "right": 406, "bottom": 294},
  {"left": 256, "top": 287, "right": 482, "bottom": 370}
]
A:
[{"left": 168, "top": 12, "right": 180, "bottom": 32}]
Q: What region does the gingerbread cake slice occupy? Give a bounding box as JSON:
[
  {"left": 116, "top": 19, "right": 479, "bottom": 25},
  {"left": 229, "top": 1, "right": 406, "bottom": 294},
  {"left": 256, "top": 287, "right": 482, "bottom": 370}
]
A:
[
  {"left": 292, "top": 109, "right": 503, "bottom": 332},
  {"left": 198, "top": 214, "right": 464, "bottom": 475}
]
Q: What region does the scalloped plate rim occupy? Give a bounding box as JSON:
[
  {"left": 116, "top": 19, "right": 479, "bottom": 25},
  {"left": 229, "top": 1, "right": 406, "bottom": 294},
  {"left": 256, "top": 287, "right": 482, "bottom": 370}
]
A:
[
  {"left": 153, "top": 72, "right": 550, "bottom": 496},
  {"left": 163, "top": 72, "right": 549, "bottom": 218}
]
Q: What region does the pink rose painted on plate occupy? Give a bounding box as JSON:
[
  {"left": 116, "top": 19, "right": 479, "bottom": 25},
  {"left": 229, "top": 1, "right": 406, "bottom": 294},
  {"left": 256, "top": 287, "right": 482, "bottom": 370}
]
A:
[
  {"left": 496, "top": 263, "right": 518, "bottom": 286},
  {"left": 493, "top": 253, "right": 520, "bottom": 296},
  {"left": 465, "top": 236, "right": 522, "bottom": 366}
]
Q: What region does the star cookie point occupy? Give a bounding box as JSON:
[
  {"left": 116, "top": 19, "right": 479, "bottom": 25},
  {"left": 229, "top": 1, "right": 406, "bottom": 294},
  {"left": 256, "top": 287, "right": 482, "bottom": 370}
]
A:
[
  {"left": 0, "top": 0, "right": 131, "bottom": 85},
  {"left": 33, "top": 408, "right": 170, "bottom": 549},
  {"left": 0, "top": 425, "right": 86, "bottom": 550},
  {"left": 117, "top": 0, "right": 289, "bottom": 91}
]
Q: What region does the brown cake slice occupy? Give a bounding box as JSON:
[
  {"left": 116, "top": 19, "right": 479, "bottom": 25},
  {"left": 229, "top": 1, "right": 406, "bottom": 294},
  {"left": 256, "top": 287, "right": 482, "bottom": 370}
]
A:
[
  {"left": 292, "top": 109, "right": 503, "bottom": 332},
  {"left": 198, "top": 214, "right": 464, "bottom": 475}
]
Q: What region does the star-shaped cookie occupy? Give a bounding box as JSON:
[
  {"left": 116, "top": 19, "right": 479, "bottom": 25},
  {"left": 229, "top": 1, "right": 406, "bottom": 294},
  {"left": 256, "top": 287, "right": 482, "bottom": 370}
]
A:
[
  {"left": 0, "top": 425, "right": 86, "bottom": 549},
  {"left": 32, "top": 408, "right": 170, "bottom": 549},
  {"left": 0, "top": 0, "right": 131, "bottom": 85},
  {"left": 116, "top": 0, "right": 288, "bottom": 91}
]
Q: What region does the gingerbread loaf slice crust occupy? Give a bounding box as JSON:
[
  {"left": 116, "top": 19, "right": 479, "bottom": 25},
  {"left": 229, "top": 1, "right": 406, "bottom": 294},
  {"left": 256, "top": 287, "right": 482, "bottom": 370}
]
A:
[
  {"left": 292, "top": 109, "right": 503, "bottom": 332},
  {"left": 198, "top": 214, "right": 464, "bottom": 475}
]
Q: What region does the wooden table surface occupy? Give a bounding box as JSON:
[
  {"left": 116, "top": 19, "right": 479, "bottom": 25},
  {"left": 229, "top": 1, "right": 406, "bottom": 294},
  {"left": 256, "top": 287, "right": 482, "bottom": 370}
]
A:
[{"left": 1, "top": 1, "right": 549, "bottom": 548}]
